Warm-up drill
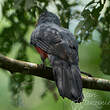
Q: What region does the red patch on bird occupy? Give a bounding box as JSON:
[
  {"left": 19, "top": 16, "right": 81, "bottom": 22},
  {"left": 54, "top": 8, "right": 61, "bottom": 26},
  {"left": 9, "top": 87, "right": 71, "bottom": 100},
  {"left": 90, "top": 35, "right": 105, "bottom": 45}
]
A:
[{"left": 35, "top": 47, "right": 48, "bottom": 59}]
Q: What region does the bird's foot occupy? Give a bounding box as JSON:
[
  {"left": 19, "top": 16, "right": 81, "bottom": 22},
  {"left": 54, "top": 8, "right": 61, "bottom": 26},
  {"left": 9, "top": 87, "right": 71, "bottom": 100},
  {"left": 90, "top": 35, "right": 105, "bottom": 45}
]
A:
[{"left": 40, "top": 63, "right": 46, "bottom": 70}]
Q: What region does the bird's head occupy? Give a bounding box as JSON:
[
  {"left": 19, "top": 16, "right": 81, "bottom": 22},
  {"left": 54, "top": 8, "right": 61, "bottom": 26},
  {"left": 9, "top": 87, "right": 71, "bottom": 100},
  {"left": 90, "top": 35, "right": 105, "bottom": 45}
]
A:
[{"left": 37, "top": 11, "right": 60, "bottom": 26}]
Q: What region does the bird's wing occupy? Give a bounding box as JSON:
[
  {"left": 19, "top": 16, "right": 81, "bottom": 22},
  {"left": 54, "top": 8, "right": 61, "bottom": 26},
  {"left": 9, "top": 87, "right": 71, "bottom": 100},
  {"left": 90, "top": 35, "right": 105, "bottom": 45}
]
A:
[
  {"left": 30, "top": 24, "right": 78, "bottom": 64},
  {"left": 31, "top": 24, "right": 61, "bottom": 53}
]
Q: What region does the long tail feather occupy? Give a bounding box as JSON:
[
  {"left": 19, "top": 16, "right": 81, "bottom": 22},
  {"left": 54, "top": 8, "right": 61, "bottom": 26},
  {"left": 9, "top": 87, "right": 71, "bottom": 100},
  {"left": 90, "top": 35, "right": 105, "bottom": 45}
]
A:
[{"left": 49, "top": 56, "right": 83, "bottom": 103}]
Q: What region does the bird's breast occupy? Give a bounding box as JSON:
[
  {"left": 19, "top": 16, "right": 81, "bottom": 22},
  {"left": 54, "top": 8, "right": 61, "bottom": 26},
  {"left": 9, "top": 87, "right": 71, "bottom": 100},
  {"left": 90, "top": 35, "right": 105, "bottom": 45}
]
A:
[{"left": 35, "top": 47, "right": 48, "bottom": 59}]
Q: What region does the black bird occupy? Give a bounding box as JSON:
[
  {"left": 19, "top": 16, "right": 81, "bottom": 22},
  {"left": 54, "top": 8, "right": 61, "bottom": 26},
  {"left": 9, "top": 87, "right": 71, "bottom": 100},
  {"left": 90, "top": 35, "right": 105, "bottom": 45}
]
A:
[{"left": 30, "top": 11, "right": 84, "bottom": 103}]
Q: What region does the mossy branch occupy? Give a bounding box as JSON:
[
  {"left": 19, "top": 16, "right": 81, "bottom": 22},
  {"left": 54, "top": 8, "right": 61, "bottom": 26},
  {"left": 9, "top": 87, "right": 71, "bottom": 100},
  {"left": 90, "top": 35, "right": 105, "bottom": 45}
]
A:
[{"left": 0, "top": 53, "right": 110, "bottom": 91}]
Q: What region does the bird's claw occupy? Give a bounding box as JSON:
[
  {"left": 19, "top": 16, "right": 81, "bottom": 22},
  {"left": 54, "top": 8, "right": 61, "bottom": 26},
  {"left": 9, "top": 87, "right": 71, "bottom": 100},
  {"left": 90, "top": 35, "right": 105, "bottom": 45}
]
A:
[{"left": 40, "top": 63, "right": 46, "bottom": 70}]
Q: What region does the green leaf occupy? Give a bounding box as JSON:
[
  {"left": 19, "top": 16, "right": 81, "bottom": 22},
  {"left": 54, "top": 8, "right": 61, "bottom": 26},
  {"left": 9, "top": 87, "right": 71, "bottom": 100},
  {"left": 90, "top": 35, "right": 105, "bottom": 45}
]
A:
[
  {"left": 14, "top": 0, "right": 24, "bottom": 9},
  {"left": 85, "top": 0, "right": 95, "bottom": 8},
  {"left": 74, "top": 21, "right": 84, "bottom": 35},
  {"left": 25, "top": 0, "right": 34, "bottom": 10}
]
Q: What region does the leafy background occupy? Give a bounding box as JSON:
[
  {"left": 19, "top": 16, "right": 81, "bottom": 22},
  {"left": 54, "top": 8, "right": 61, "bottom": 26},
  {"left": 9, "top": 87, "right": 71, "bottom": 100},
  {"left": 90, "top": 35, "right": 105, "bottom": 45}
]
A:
[{"left": 0, "top": 0, "right": 110, "bottom": 110}]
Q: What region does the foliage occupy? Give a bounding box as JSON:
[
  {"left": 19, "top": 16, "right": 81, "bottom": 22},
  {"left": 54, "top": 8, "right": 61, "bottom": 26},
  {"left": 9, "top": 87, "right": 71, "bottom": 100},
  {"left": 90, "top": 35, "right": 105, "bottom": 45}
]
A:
[
  {"left": 9, "top": 74, "right": 33, "bottom": 106},
  {"left": 0, "top": 0, "right": 110, "bottom": 107},
  {"left": 99, "top": 6, "right": 110, "bottom": 74},
  {"left": 74, "top": 0, "right": 106, "bottom": 41}
]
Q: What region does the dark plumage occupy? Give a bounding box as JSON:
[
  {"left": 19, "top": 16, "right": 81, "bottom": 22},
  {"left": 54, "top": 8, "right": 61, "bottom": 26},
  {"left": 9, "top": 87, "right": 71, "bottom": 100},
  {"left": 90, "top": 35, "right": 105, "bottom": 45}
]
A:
[{"left": 30, "top": 11, "right": 83, "bottom": 103}]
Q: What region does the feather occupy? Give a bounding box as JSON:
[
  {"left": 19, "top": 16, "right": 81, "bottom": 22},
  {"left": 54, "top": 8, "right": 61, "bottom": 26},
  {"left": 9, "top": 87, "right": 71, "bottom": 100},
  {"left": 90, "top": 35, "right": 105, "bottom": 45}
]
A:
[{"left": 49, "top": 55, "right": 83, "bottom": 103}]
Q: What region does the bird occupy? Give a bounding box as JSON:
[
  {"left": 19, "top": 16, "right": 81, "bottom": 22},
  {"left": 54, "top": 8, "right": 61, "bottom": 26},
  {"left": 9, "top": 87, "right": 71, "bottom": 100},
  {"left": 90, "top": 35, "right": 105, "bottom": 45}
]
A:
[{"left": 30, "top": 10, "right": 83, "bottom": 103}]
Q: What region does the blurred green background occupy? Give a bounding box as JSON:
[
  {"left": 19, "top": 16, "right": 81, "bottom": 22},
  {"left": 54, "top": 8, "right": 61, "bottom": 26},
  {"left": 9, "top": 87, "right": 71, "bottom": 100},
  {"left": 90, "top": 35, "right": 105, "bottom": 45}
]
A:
[{"left": 0, "top": 0, "right": 110, "bottom": 110}]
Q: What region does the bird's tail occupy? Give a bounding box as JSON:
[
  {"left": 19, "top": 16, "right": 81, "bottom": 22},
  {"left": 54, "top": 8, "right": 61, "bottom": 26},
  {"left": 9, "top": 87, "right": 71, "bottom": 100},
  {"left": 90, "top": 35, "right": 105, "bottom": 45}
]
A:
[{"left": 50, "top": 57, "right": 83, "bottom": 103}]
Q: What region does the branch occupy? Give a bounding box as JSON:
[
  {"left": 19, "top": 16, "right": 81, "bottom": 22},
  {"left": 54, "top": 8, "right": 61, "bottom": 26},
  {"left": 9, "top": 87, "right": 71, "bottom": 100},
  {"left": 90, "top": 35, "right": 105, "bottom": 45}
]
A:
[{"left": 0, "top": 53, "right": 110, "bottom": 92}]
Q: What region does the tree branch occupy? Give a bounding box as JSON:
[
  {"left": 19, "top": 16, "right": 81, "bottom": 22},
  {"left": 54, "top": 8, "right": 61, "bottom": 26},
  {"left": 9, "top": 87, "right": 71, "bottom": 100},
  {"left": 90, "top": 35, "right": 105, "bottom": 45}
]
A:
[{"left": 0, "top": 53, "right": 110, "bottom": 92}]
